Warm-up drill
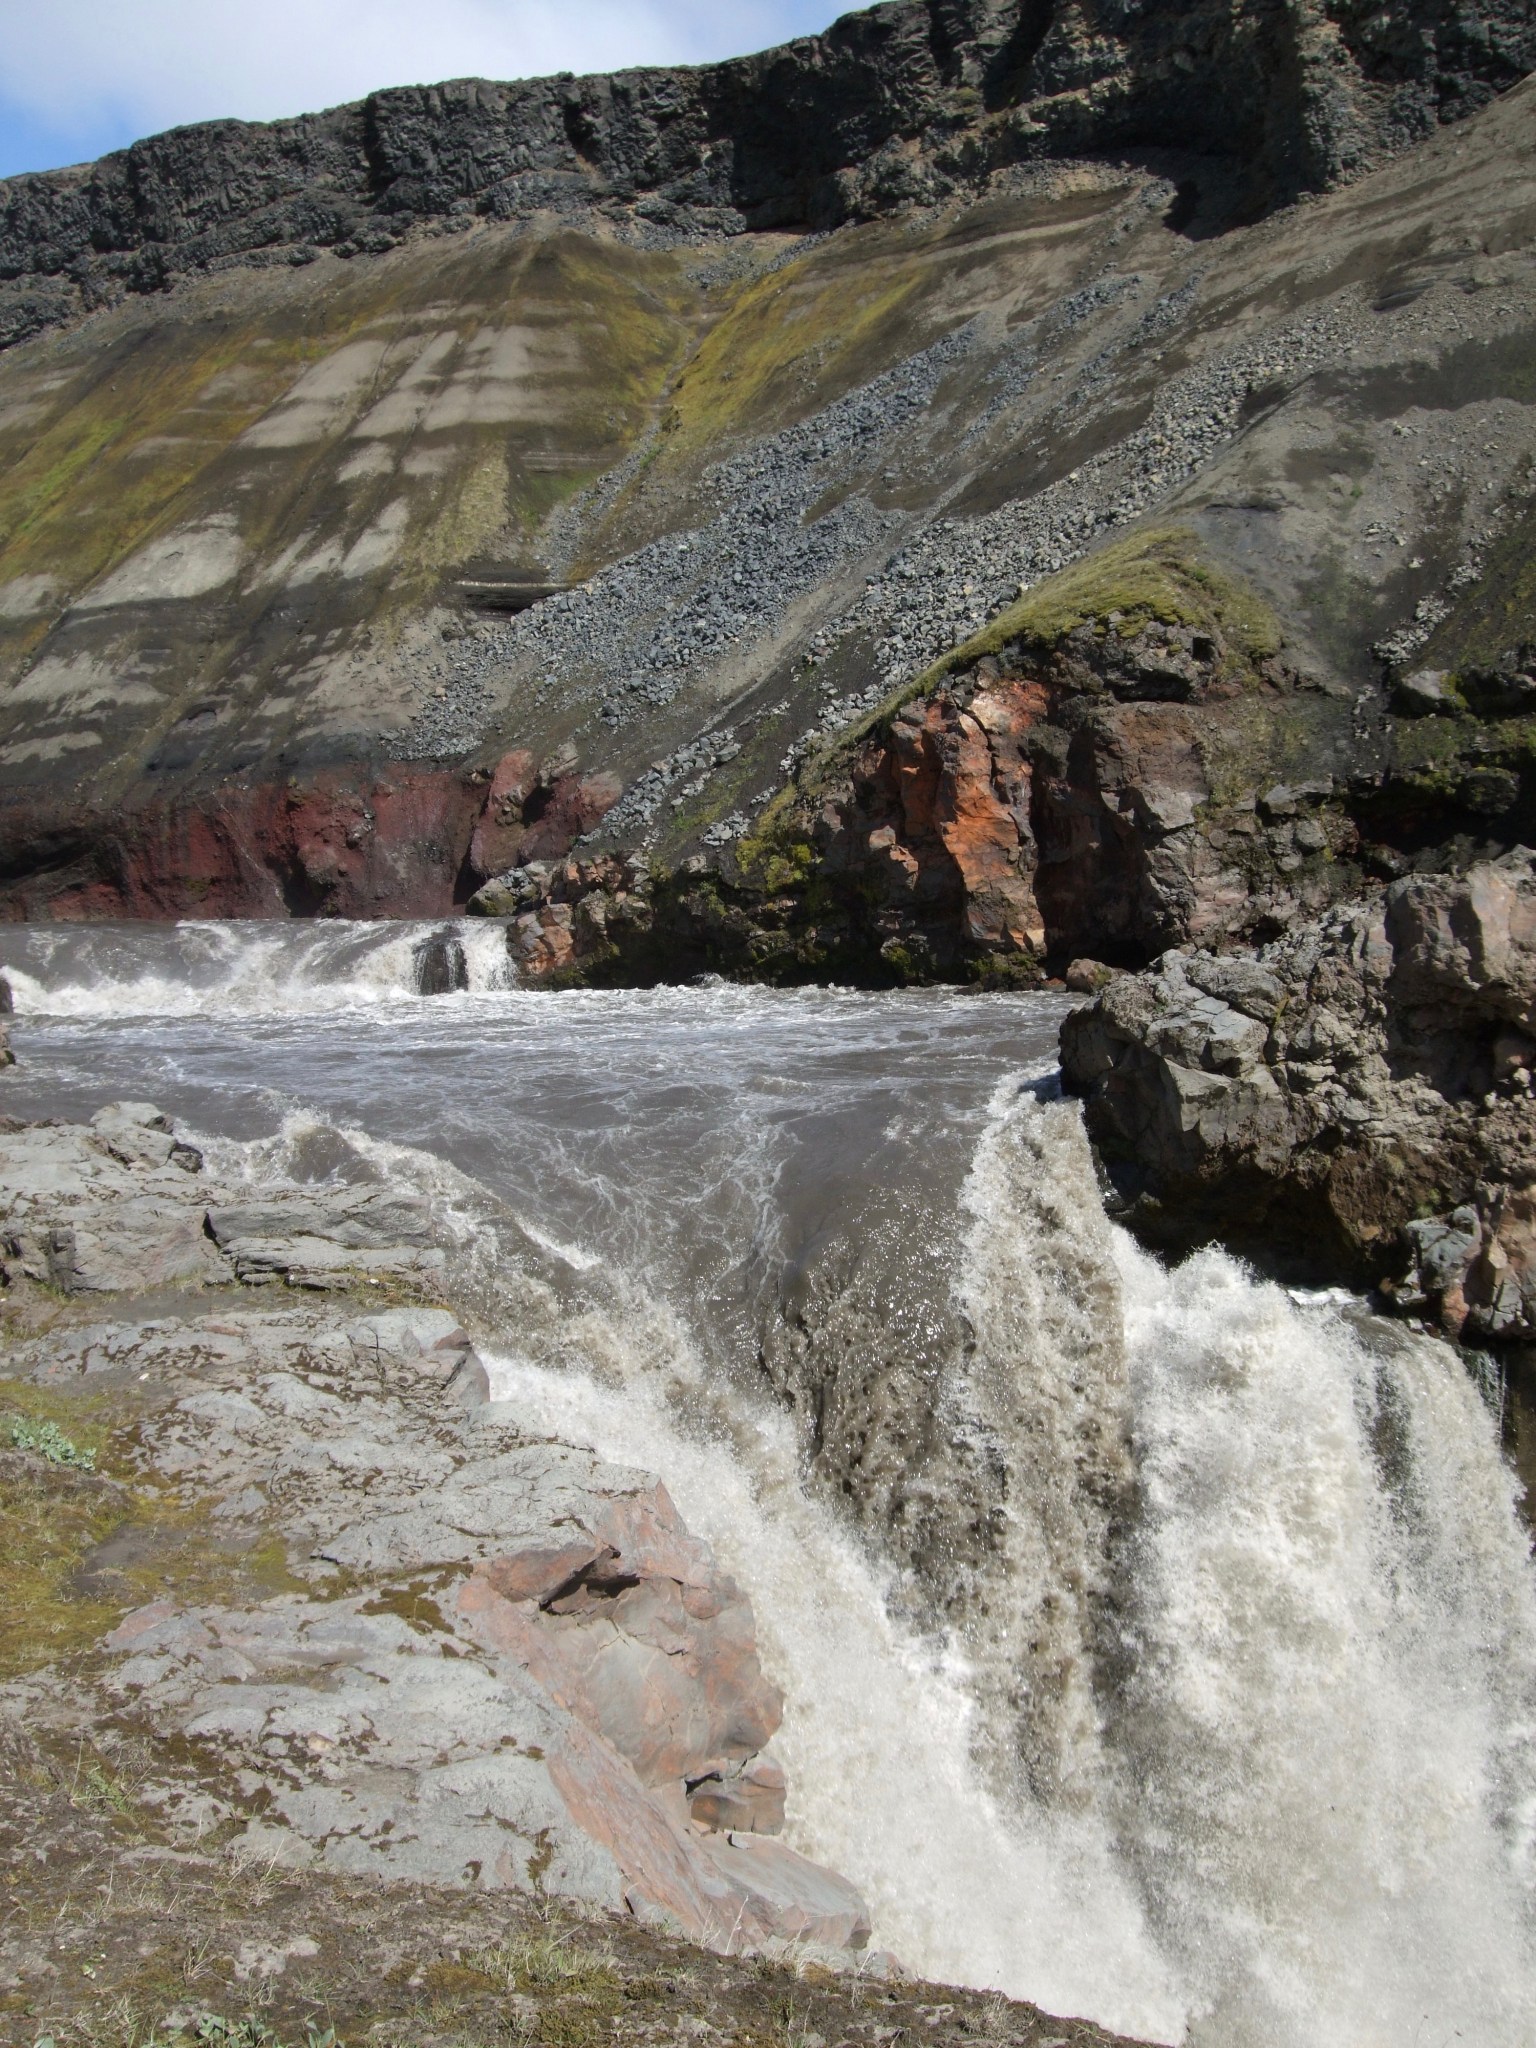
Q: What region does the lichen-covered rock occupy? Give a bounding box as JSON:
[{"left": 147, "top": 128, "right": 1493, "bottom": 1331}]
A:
[
  {"left": 0, "top": 1104, "right": 231, "bottom": 1292},
  {"left": 1061, "top": 848, "right": 1536, "bottom": 1339},
  {"left": 3, "top": 1106, "right": 870, "bottom": 1956}
]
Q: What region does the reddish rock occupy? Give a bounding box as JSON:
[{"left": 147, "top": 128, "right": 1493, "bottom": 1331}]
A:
[
  {"left": 517, "top": 768, "right": 622, "bottom": 864},
  {"left": 812, "top": 676, "right": 1049, "bottom": 960},
  {"left": 0, "top": 752, "right": 624, "bottom": 922},
  {"left": 459, "top": 1478, "right": 783, "bottom": 1795},
  {"left": 454, "top": 1462, "right": 863, "bottom": 1951},
  {"left": 0, "top": 768, "right": 484, "bottom": 920},
  {"left": 547, "top": 1717, "right": 867, "bottom": 1952},
  {"left": 468, "top": 750, "right": 622, "bottom": 886},
  {"left": 466, "top": 749, "right": 537, "bottom": 881},
  {"left": 469, "top": 853, "right": 654, "bottom": 981}
]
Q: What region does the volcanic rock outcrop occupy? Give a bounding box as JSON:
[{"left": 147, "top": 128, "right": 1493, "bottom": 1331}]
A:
[
  {"left": 3, "top": 1, "right": 1530, "bottom": 350},
  {"left": 1060, "top": 848, "right": 1536, "bottom": 1341},
  {"left": 464, "top": 530, "right": 1427, "bottom": 985}
]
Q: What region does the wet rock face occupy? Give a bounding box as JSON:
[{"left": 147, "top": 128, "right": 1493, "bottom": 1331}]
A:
[
  {"left": 1, "top": 0, "right": 1529, "bottom": 348},
  {"left": 1060, "top": 849, "right": 1536, "bottom": 1339},
  {"left": 2, "top": 1105, "right": 870, "bottom": 1956}
]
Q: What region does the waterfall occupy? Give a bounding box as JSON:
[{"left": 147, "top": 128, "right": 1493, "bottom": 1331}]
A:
[
  {"left": 0, "top": 916, "right": 515, "bottom": 1015},
  {"left": 485, "top": 1087, "right": 1536, "bottom": 2047},
  {"left": 1111, "top": 1225, "right": 1536, "bottom": 2047},
  {"left": 7, "top": 924, "right": 1535, "bottom": 2046}
]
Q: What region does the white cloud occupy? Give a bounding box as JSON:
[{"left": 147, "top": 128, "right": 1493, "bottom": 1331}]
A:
[{"left": 0, "top": 1, "right": 837, "bottom": 171}]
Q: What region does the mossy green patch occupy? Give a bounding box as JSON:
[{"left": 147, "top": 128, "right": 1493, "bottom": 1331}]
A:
[
  {"left": 743, "top": 527, "right": 1285, "bottom": 838},
  {"left": 1388, "top": 710, "right": 1536, "bottom": 794},
  {"left": 733, "top": 798, "right": 817, "bottom": 895},
  {"left": 659, "top": 250, "right": 929, "bottom": 461},
  {"left": 1199, "top": 698, "right": 1323, "bottom": 808},
  {"left": 1420, "top": 482, "right": 1536, "bottom": 676},
  {"left": 3, "top": 1493, "right": 128, "bottom": 1674},
  {"left": 901, "top": 525, "right": 1283, "bottom": 702},
  {"left": 0, "top": 1375, "right": 308, "bottom": 1680}
]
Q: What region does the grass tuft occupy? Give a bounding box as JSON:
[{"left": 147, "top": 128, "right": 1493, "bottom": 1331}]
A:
[{"left": 469, "top": 1928, "right": 621, "bottom": 1999}]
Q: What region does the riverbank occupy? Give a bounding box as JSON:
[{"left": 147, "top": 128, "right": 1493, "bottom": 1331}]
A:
[{"left": 0, "top": 1099, "right": 1143, "bottom": 2047}]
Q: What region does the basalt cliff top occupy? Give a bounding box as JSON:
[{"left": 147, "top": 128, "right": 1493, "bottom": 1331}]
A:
[{"left": 5, "top": 0, "right": 1531, "bottom": 336}]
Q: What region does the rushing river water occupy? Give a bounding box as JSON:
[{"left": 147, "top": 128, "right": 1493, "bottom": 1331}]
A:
[{"left": 5, "top": 918, "right": 1536, "bottom": 2048}]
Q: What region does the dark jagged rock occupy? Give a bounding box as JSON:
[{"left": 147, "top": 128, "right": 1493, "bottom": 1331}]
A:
[
  {"left": 1060, "top": 848, "right": 1536, "bottom": 1341},
  {"left": 2, "top": 0, "right": 1531, "bottom": 349}
]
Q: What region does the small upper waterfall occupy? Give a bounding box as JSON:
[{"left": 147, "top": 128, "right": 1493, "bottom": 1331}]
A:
[{"left": 1, "top": 917, "right": 515, "bottom": 1016}]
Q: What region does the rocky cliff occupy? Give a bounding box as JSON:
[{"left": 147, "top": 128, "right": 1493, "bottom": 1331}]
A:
[
  {"left": 3, "top": 2, "right": 1536, "bottom": 1337},
  {"left": 3, "top": 1, "right": 1531, "bottom": 351},
  {"left": 1060, "top": 851, "right": 1536, "bottom": 1329},
  {"left": 1, "top": 3, "right": 1536, "bottom": 928}
]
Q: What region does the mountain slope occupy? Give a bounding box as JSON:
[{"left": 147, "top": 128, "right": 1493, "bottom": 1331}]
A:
[{"left": 0, "top": 0, "right": 1533, "bottom": 928}]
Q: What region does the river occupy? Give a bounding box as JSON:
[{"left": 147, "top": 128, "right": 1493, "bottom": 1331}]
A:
[{"left": 4, "top": 918, "right": 1535, "bottom": 2048}]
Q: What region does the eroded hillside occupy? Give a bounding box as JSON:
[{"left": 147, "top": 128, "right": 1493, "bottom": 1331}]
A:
[{"left": 0, "top": 0, "right": 1533, "bottom": 932}]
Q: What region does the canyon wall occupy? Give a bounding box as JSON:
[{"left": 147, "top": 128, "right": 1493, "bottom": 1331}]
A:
[
  {"left": 1, "top": 5, "right": 1535, "bottom": 934},
  {"left": 4, "top": 1, "right": 1532, "bottom": 349}
]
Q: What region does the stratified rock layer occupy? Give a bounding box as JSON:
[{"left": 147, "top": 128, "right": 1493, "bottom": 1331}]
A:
[
  {"left": 1, "top": 9, "right": 1535, "bottom": 928},
  {"left": 4, "top": 1, "right": 1531, "bottom": 348}
]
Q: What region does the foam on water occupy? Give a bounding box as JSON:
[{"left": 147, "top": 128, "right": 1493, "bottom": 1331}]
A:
[
  {"left": 489, "top": 1089, "right": 1536, "bottom": 2046},
  {"left": 482, "top": 1340, "right": 1188, "bottom": 2042},
  {"left": 1112, "top": 1225, "right": 1536, "bottom": 2047},
  {"left": 1, "top": 917, "right": 514, "bottom": 1015}
]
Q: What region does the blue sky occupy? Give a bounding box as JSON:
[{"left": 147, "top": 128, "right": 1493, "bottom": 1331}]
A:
[{"left": 0, "top": 2, "right": 843, "bottom": 180}]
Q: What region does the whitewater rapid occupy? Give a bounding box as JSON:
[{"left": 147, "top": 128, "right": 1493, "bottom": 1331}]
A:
[
  {"left": 0, "top": 916, "right": 513, "bottom": 1015},
  {"left": 5, "top": 919, "right": 1535, "bottom": 2047}
]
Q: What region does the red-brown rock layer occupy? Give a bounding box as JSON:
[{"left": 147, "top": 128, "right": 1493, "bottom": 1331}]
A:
[{"left": 0, "top": 752, "right": 620, "bottom": 921}]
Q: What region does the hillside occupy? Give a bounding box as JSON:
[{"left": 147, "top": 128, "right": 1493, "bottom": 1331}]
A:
[{"left": 0, "top": 0, "right": 1532, "bottom": 934}]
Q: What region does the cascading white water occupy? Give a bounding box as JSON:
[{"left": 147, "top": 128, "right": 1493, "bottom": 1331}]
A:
[
  {"left": 1, "top": 917, "right": 514, "bottom": 1015},
  {"left": 481, "top": 1334, "right": 1188, "bottom": 2044},
  {"left": 931, "top": 1088, "right": 1536, "bottom": 2045},
  {"left": 6, "top": 923, "right": 1536, "bottom": 2046},
  {"left": 485, "top": 1081, "right": 1536, "bottom": 2047},
  {"left": 1111, "top": 1230, "right": 1536, "bottom": 2048}
]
